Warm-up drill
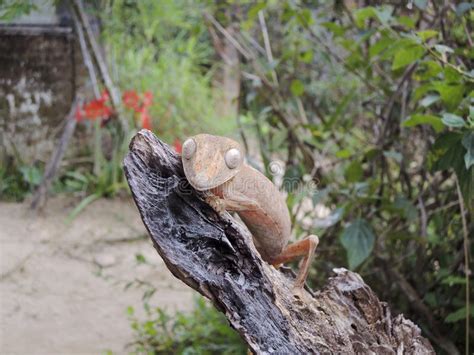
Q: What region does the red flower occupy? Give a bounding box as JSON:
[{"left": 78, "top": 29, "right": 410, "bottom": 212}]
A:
[
  {"left": 173, "top": 139, "right": 182, "bottom": 153},
  {"left": 139, "top": 109, "right": 152, "bottom": 130},
  {"left": 82, "top": 99, "right": 112, "bottom": 120},
  {"left": 122, "top": 90, "right": 141, "bottom": 112},
  {"left": 143, "top": 91, "right": 153, "bottom": 107}
]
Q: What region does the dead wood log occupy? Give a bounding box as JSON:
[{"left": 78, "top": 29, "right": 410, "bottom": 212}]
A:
[{"left": 123, "top": 129, "right": 435, "bottom": 354}]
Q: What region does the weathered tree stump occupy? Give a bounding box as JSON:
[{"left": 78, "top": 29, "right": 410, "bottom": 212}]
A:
[{"left": 123, "top": 130, "right": 435, "bottom": 354}]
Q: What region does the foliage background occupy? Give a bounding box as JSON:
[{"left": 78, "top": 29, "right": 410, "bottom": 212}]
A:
[{"left": 1, "top": 0, "right": 472, "bottom": 354}]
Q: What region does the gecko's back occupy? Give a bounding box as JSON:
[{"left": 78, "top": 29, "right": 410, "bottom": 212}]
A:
[{"left": 215, "top": 164, "right": 291, "bottom": 261}]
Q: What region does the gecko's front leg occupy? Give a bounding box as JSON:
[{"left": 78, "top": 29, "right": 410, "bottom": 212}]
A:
[{"left": 204, "top": 193, "right": 226, "bottom": 214}]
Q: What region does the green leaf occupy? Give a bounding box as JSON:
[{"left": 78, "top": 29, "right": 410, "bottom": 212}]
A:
[
  {"left": 434, "top": 44, "right": 454, "bottom": 55},
  {"left": 442, "top": 113, "right": 466, "bottom": 128},
  {"left": 433, "top": 83, "right": 465, "bottom": 110},
  {"left": 375, "top": 6, "right": 393, "bottom": 24},
  {"left": 398, "top": 16, "right": 416, "bottom": 29},
  {"left": 419, "top": 94, "right": 440, "bottom": 107},
  {"left": 441, "top": 276, "right": 467, "bottom": 286},
  {"left": 322, "top": 22, "right": 345, "bottom": 37},
  {"left": 290, "top": 79, "right": 304, "bottom": 96},
  {"left": 416, "top": 30, "right": 438, "bottom": 41},
  {"left": 416, "top": 60, "right": 443, "bottom": 81},
  {"left": 135, "top": 253, "right": 147, "bottom": 264},
  {"left": 369, "top": 36, "right": 393, "bottom": 58},
  {"left": 445, "top": 305, "right": 474, "bottom": 323},
  {"left": 462, "top": 132, "right": 474, "bottom": 169},
  {"left": 247, "top": 2, "right": 266, "bottom": 21},
  {"left": 340, "top": 219, "right": 375, "bottom": 269},
  {"left": 354, "top": 7, "right": 377, "bottom": 28},
  {"left": 299, "top": 50, "right": 313, "bottom": 63},
  {"left": 414, "top": 0, "right": 428, "bottom": 10},
  {"left": 392, "top": 44, "right": 425, "bottom": 70},
  {"left": 444, "top": 67, "right": 462, "bottom": 83},
  {"left": 336, "top": 149, "right": 352, "bottom": 159},
  {"left": 432, "top": 132, "right": 464, "bottom": 171},
  {"left": 393, "top": 196, "right": 417, "bottom": 221},
  {"left": 456, "top": 3, "right": 474, "bottom": 17},
  {"left": 403, "top": 114, "right": 444, "bottom": 132},
  {"left": 344, "top": 160, "right": 363, "bottom": 183}
]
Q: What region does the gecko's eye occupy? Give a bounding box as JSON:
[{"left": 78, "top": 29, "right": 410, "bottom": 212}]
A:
[
  {"left": 182, "top": 139, "right": 196, "bottom": 159},
  {"left": 225, "top": 148, "right": 241, "bottom": 169}
]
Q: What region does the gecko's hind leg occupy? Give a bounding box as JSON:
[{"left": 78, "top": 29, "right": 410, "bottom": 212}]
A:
[{"left": 270, "top": 235, "right": 319, "bottom": 292}]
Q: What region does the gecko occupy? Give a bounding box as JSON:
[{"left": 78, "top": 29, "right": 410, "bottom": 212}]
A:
[{"left": 181, "top": 133, "right": 319, "bottom": 293}]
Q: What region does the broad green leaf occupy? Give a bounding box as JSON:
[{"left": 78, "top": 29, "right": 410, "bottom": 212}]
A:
[
  {"left": 434, "top": 44, "right": 454, "bottom": 55},
  {"left": 432, "top": 133, "right": 473, "bottom": 206},
  {"left": 432, "top": 132, "right": 464, "bottom": 171},
  {"left": 336, "top": 149, "right": 351, "bottom": 159},
  {"left": 375, "top": 6, "right": 393, "bottom": 24},
  {"left": 297, "top": 8, "right": 313, "bottom": 26},
  {"left": 290, "top": 79, "right": 304, "bottom": 96},
  {"left": 354, "top": 7, "right": 377, "bottom": 28},
  {"left": 414, "top": 0, "right": 428, "bottom": 9},
  {"left": 322, "top": 22, "right": 345, "bottom": 37},
  {"left": 445, "top": 305, "right": 474, "bottom": 323},
  {"left": 392, "top": 44, "right": 425, "bottom": 70},
  {"left": 442, "top": 113, "right": 466, "bottom": 128},
  {"left": 441, "top": 276, "right": 467, "bottom": 286},
  {"left": 403, "top": 114, "right": 444, "bottom": 132},
  {"left": 247, "top": 2, "right": 266, "bottom": 20},
  {"left": 419, "top": 94, "right": 440, "bottom": 107},
  {"left": 340, "top": 219, "right": 375, "bottom": 269},
  {"left": 299, "top": 50, "right": 313, "bottom": 63},
  {"left": 380, "top": 38, "right": 416, "bottom": 60},
  {"left": 416, "top": 60, "right": 443, "bottom": 81},
  {"left": 462, "top": 132, "right": 474, "bottom": 169},
  {"left": 344, "top": 160, "right": 363, "bottom": 183},
  {"left": 398, "top": 16, "right": 416, "bottom": 29},
  {"left": 417, "top": 30, "right": 438, "bottom": 41},
  {"left": 456, "top": 3, "right": 474, "bottom": 16},
  {"left": 433, "top": 83, "right": 465, "bottom": 110},
  {"left": 444, "top": 67, "right": 462, "bottom": 83},
  {"left": 393, "top": 196, "right": 417, "bottom": 221},
  {"left": 369, "top": 36, "right": 393, "bottom": 58}
]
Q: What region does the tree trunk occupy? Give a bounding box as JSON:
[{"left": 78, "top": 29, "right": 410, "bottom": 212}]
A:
[{"left": 123, "top": 130, "right": 435, "bottom": 354}]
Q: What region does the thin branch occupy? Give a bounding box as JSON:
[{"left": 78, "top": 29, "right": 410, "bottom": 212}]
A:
[
  {"left": 455, "top": 175, "right": 470, "bottom": 355},
  {"left": 30, "top": 98, "right": 82, "bottom": 210},
  {"left": 71, "top": 5, "right": 100, "bottom": 99},
  {"left": 72, "top": 0, "right": 129, "bottom": 130},
  {"left": 258, "top": 10, "right": 278, "bottom": 86}
]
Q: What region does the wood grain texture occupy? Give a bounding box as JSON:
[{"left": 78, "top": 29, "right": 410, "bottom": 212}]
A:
[{"left": 123, "top": 130, "right": 435, "bottom": 354}]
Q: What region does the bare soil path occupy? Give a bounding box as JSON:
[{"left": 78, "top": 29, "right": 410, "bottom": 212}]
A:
[{"left": 0, "top": 196, "right": 193, "bottom": 354}]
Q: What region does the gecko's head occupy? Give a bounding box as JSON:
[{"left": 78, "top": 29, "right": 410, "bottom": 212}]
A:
[{"left": 181, "top": 134, "right": 243, "bottom": 191}]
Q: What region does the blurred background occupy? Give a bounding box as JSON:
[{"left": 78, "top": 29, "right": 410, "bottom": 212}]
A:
[{"left": 0, "top": 0, "right": 472, "bottom": 354}]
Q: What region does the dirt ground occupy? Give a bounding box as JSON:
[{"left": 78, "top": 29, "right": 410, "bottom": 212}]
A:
[{"left": 0, "top": 196, "right": 194, "bottom": 354}]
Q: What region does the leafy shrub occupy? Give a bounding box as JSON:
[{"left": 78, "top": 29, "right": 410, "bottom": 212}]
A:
[{"left": 127, "top": 297, "right": 246, "bottom": 355}]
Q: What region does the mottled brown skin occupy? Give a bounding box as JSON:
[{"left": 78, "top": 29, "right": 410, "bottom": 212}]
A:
[{"left": 182, "top": 133, "right": 318, "bottom": 291}]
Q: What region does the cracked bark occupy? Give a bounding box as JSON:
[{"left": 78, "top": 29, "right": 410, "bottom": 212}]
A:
[{"left": 123, "top": 130, "right": 435, "bottom": 354}]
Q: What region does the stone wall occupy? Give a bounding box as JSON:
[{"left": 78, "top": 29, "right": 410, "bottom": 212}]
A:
[{"left": 0, "top": 25, "right": 77, "bottom": 164}]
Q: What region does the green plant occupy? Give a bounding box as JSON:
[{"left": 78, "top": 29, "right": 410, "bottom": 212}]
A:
[
  {"left": 211, "top": 1, "right": 472, "bottom": 353},
  {"left": 100, "top": 0, "right": 237, "bottom": 141},
  {"left": 127, "top": 297, "right": 246, "bottom": 355},
  {"left": 0, "top": 163, "right": 42, "bottom": 201}
]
